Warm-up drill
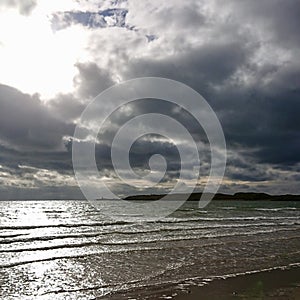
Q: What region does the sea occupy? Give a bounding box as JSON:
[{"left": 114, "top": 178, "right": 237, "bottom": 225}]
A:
[{"left": 0, "top": 200, "right": 299, "bottom": 299}]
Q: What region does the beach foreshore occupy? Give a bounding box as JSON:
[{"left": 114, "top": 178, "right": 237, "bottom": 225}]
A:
[
  {"left": 102, "top": 266, "right": 300, "bottom": 300},
  {"left": 174, "top": 266, "right": 300, "bottom": 300}
]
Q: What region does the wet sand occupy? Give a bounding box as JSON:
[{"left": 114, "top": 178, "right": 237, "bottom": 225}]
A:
[
  {"left": 174, "top": 267, "right": 300, "bottom": 300},
  {"left": 99, "top": 266, "right": 300, "bottom": 299}
]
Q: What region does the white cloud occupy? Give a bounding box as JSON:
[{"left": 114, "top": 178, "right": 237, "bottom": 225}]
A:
[{"left": 0, "top": 0, "right": 37, "bottom": 15}]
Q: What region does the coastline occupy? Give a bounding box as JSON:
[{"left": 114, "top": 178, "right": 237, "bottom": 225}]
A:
[
  {"left": 125, "top": 192, "right": 300, "bottom": 202},
  {"left": 174, "top": 266, "right": 300, "bottom": 300},
  {"left": 102, "top": 266, "right": 300, "bottom": 299}
]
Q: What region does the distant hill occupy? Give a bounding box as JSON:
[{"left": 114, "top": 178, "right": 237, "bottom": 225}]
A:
[{"left": 125, "top": 192, "right": 300, "bottom": 201}]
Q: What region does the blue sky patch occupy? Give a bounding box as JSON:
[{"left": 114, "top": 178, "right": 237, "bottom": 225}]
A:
[{"left": 51, "top": 8, "right": 128, "bottom": 31}]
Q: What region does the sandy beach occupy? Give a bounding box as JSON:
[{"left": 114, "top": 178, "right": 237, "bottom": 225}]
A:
[
  {"left": 174, "top": 267, "right": 300, "bottom": 300},
  {"left": 102, "top": 266, "right": 300, "bottom": 299}
]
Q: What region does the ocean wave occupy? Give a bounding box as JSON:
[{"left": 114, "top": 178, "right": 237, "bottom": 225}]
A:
[
  {"left": 1, "top": 220, "right": 299, "bottom": 246},
  {"left": 1, "top": 222, "right": 298, "bottom": 245},
  {"left": 254, "top": 207, "right": 298, "bottom": 212},
  {"left": 0, "top": 220, "right": 130, "bottom": 231},
  {"left": 0, "top": 233, "right": 29, "bottom": 238},
  {"left": 156, "top": 216, "right": 300, "bottom": 223},
  {"left": 2, "top": 228, "right": 299, "bottom": 254},
  {"left": 220, "top": 207, "right": 237, "bottom": 210},
  {"left": 0, "top": 216, "right": 299, "bottom": 232},
  {"left": 0, "top": 246, "right": 166, "bottom": 268}
]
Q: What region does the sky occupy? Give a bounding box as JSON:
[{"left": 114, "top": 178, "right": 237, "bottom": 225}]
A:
[{"left": 0, "top": 0, "right": 299, "bottom": 199}]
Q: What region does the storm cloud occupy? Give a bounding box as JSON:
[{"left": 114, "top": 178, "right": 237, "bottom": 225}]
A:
[{"left": 0, "top": 0, "right": 299, "bottom": 198}]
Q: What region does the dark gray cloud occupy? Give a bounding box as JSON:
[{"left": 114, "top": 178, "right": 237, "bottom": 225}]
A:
[
  {"left": 214, "top": 62, "right": 300, "bottom": 166},
  {"left": 0, "top": 84, "right": 75, "bottom": 151},
  {"left": 93, "top": 100, "right": 202, "bottom": 178},
  {"left": 0, "top": 143, "right": 73, "bottom": 172},
  {"left": 226, "top": 0, "right": 300, "bottom": 47},
  {"left": 48, "top": 93, "right": 85, "bottom": 122},
  {"left": 120, "top": 21, "right": 300, "bottom": 172},
  {"left": 73, "top": 62, "right": 115, "bottom": 99},
  {"left": 125, "top": 39, "right": 253, "bottom": 92}
]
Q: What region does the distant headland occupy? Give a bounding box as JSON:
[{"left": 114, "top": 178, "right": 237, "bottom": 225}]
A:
[{"left": 124, "top": 192, "right": 300, "bottom": 201}]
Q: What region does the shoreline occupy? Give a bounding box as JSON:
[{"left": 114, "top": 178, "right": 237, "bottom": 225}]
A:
[
  {"left": 125, "top": 192, "right": 300, "bottom": 202},
  {"left": 173, "top": 266, "right": 300, "bottom": 300},
  {"left": 102, "top": 266, "right": 300, "bottom": 299}
]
